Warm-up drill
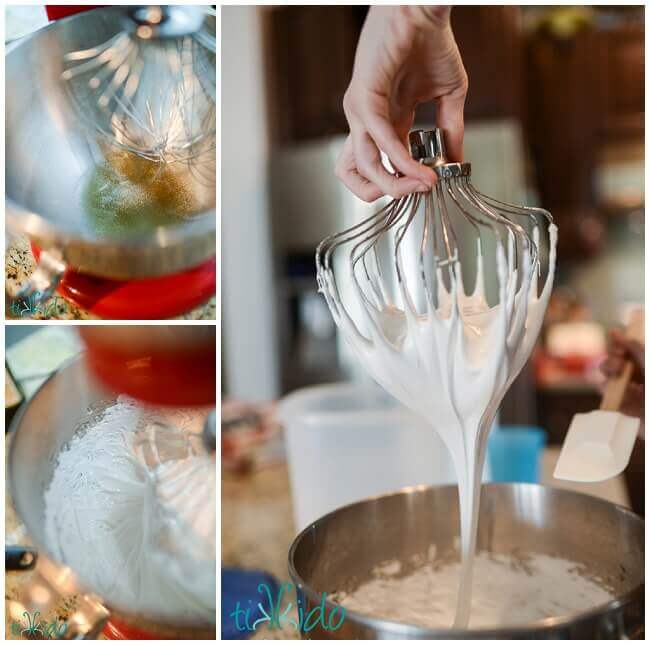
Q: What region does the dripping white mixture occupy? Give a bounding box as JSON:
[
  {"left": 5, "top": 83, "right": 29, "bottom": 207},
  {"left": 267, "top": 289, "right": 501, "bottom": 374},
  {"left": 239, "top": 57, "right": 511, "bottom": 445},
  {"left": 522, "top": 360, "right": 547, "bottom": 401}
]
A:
[
  {"left": 44, "top": 396, "right": 216, "bottom": 623},
  {"left": 331, "top": 551, "right": 615, "bottom": 629},
  {"left": 324, "top": 224, "right": 558, "bottom": 627}
]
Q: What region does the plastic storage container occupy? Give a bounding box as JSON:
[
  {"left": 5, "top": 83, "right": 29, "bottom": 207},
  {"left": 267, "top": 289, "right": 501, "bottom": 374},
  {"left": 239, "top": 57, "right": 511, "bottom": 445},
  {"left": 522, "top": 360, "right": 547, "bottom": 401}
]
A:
[{"left": 278, "top": 382, "right": 456, "bottom": 531}]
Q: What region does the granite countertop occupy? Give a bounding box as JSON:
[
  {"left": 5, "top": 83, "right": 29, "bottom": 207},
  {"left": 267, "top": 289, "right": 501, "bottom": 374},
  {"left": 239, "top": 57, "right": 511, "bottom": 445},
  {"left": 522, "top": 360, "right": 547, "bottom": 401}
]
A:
[
  {"left": 222, "top": 464, "right": 299, "bottom": 639},
  {"left": 222, "top": 447, "right": 629, "bottom": 639},
  {"left": 6, "top": 237, "right": 216, "bottom": 320}
]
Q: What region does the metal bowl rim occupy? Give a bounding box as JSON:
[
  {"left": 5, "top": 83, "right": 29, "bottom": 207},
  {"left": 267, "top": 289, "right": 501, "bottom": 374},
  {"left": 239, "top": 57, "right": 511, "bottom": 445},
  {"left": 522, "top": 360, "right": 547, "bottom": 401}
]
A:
[
  {"left": 6, "top": 197, "right": 215, "bottom": 252},
  {"left": 288, "top": 482, "right": 644, "bottom": 637}
]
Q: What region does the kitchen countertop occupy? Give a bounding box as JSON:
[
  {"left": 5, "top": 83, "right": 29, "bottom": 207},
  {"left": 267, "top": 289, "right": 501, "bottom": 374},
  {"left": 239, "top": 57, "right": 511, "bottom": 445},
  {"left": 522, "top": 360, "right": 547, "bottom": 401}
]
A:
[
  {"left": 6, "top": 237, "right": 216, "bottom": 320},
  {"left": 222, "top": 447, "right": 630, "bottom": 639},
  {"left": 222, "top": 464, "right": 299, "bottom": 640}
]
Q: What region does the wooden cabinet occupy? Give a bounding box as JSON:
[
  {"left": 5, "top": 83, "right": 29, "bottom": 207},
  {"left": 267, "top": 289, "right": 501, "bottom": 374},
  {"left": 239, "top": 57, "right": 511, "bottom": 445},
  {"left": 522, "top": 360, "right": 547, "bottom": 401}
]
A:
[
  {"left": 526, "top": 30, "right": 601, "bottom": 209},
  {"left": 267, "top": 6, "right": 524, "bottom": 144},
  {"left": 267, "top": 7, "right": 643, "bottom": 144},
  {"left": 599, "top": 24, "right": 644, "bottom": 141},
  {"left": 266, "top": 6, "right": 367, "bottom": 143},
  {"left": 525, "top": 14, "right": 644, "bottom": 259},
  {"left": 435, "top": 6, "right": 523, "bottom": 123}
]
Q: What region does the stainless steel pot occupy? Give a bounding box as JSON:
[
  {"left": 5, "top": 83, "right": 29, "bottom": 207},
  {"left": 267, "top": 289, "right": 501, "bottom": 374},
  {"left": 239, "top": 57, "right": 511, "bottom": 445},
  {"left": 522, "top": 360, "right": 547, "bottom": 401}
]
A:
[
  {"left": 289, "top": 484, "right": 644, "bottom": 639},
  {"left": 6, "top": 7, "right": 215, "bottom": 299},
  {"left": 8, "top": 355, "right": 216, "bottom": 639}
]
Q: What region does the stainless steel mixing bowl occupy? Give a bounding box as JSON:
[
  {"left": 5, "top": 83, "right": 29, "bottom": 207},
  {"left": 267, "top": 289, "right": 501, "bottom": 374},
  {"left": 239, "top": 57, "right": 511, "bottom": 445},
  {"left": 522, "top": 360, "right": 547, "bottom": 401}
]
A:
[
  {"left": 8, "top": 356, "right": 216, "bottom": 639},
  {"left": 289, "top": 484, "right": 644, "bottom": 639},
  {"left": 6, "top": 7, "right": 215, "bottom": 285}
]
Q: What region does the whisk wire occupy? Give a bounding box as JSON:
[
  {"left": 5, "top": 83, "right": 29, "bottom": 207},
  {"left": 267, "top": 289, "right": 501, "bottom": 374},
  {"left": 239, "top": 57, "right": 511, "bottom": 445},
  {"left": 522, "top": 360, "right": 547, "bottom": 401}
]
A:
[
  {"left": 353, "top": 198, "right": 410, "bottom": 311},
  {"left": 62, "top": 6, "right": 215, "bottom": 165}
]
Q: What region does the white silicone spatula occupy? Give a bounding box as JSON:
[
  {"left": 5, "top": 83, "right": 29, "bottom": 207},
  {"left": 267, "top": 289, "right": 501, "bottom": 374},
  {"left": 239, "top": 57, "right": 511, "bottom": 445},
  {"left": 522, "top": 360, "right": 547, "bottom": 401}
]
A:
[{"left": 554, "top": 311, "right": 644, "bottom": 483}]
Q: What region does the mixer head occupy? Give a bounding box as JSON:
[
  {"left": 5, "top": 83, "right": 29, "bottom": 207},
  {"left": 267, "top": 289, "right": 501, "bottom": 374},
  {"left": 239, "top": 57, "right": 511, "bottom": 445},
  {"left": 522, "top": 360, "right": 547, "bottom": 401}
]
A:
[
  {"left": 61, "top": 5, "right": 216, "bottom": 166},
  {"left": 316, "top": 128, "right": 555, "bottom": 338}
]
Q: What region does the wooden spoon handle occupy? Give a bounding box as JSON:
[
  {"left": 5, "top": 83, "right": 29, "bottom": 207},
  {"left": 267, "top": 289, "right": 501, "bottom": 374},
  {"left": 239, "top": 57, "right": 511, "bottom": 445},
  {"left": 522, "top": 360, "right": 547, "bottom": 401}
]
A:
[
  {"left": 601, "top": 362, "right": 634, "bottom": 411},
  {"left": 600, "top": 310, "right": 644, "bottom": 412}
]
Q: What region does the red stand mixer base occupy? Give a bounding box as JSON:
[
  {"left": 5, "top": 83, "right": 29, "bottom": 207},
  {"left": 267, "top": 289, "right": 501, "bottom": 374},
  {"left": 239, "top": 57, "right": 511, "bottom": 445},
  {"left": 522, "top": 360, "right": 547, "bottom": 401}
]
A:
[
  {"left": 31, "top": 244, "right": 216, "bottom": 319},
  {"left": 103, "top": 619, "right": 160, "bottom": 640},
  {"left": 103, "top": 617, "right": 215, "bottom": 640}
]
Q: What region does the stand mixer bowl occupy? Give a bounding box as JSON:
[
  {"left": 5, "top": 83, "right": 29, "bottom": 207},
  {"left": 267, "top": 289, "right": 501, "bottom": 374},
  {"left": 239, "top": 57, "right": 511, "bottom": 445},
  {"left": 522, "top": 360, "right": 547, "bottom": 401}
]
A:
[
  {"left": 8, "top": 356, "right": 216, "bottom": 639},
  {"left": 289, "top": 484, "right": 644, "bottom": 639},
  {"left": 6, "top": 7, "right": 215, "bottom": 282}
]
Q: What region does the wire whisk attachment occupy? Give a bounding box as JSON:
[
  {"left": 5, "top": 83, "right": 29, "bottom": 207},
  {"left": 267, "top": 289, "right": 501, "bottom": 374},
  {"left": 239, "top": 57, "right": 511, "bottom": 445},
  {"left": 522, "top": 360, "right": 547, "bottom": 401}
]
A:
[
  {"left": 316, "top": 127, "right": 558, "bottom": 629},
  {"left": 62, "top": 6, "right": 216, "bottom": 165}
]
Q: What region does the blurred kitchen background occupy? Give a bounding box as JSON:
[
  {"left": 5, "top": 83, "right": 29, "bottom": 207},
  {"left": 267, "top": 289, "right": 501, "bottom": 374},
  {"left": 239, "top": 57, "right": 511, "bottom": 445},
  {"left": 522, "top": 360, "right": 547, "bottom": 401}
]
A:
[
  {"left": 222, "top": 8, "right": 644, "bottom": 625},
  {"left": 223, "top": 4, "right": 644, "bottom": 430}
]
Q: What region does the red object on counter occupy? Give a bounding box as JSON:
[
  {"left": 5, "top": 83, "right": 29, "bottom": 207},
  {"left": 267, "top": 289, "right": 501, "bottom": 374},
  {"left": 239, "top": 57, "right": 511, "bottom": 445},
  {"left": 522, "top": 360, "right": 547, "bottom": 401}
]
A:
[
  {"left": 31, "top": 243, "right": 216, "bottom": 320},
  {"left": 45, "top": 6, "right": 102, "bottom": 21}
]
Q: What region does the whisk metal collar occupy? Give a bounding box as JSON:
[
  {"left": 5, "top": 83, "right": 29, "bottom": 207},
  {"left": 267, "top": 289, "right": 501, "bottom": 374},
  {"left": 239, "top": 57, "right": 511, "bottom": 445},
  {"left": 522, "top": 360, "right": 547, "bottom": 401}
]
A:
[
  {"left": 435, "top": 162, "right": 472, "bottom": 178},
  {"left": 409, "top": 128, "right": 471, "bottom": 176},
  {"left": 409, "top": 128, "right": 447, "bottom": 164}
]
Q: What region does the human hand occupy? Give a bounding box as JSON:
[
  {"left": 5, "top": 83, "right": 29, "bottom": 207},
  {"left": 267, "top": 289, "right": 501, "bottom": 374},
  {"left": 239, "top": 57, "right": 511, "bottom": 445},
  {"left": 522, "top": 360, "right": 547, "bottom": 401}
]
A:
[
  {"left": 601, "top": 329, "right": 645, "bottom": 420},
  {"left": 336, "top": 6, "right": 468, "bottom": 202}
]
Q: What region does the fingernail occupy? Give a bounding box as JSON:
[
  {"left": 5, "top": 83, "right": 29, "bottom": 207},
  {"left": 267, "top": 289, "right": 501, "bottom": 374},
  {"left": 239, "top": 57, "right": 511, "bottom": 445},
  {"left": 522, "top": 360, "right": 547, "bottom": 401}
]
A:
[{"left": 416, "top": 183, "right": 430, "bottom": 193}]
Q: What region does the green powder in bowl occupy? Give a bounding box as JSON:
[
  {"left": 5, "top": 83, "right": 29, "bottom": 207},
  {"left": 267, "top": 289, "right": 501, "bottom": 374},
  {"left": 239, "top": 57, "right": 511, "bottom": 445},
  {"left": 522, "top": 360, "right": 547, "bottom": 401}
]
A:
[{"left": 84, "top": 151, "right": 198, "bottom": 238}]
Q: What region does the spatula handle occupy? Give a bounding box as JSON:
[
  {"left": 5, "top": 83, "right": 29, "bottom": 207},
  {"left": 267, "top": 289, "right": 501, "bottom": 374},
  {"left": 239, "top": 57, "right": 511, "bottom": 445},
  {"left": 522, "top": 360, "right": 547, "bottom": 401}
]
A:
[
  {"left": 601, "top": 363, "right": 633, "bottom": 411},
  {"left": 600, "top": 310, "right": 644, "bottom": 412}
]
